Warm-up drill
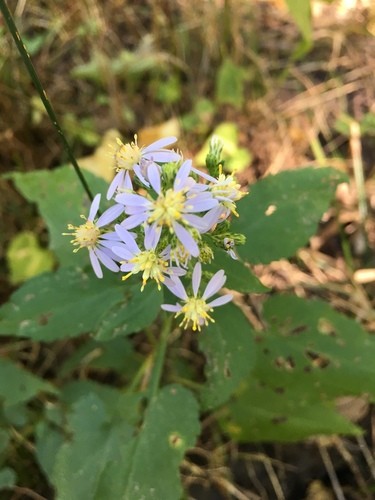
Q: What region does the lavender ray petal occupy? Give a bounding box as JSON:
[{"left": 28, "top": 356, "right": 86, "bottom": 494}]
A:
[
  {"left": 183, "top": 214, "right": 207, "bottom": 231},
  {"left": 115, "top": 193, "right": 150, "bottom": 207},
  {"left": 190, "top": 166, "right": 216, "bottom": 183},
  {"left": 166, "top": 266, "right": 187, "bottom": 277},
  {"left": 121, "top": 213, "right": 148, "bottom": 230},
  {"left": 147, "top": 151, "right": 181, "bottom": 163},
  {"left": 120, "top": 263, "right": 135, "bottom": 272},
  {"left": 95, "top": 248, "right": 119, "bottom": 272},
  {"left": 174, "top": 159, "right": 192, "bottom": 190},
  {"left": 173, "top": 222, "right": 199, "bottom": 257},
  {"left": 107, "top": 171, "right": 124, "bottom": 200},
  {"left": 144, "top": 223, "right": 161, "bottom": 250},
  {"left": 163, "top": 276, "right": 187, "bottom": 300},
  {"left": 89, "top": 249, "right": 103, "bottom": 278},
  {"left": 111, "top": 245, "right": 134, "bottom": 260},
  {"left": 192, "top": 262, "right": 202, "bottom": 297},
  {"left": 97, "top": 203, "right": 124, "bottom": 227},
  {"left": 202, "top": 270, "right": 226, "bottom": 299},
  {"left": 186, "top": 198, "right": 218, "bottom": 213},
  {"left": 144, "top": 136, "right": 177, "bottom": 150},
  {"left": 115, "top": 224, "right": 140, "bottom": 253},
  {"left": 133, "top": 164, "right": 150, "bottom": 187},
  {"left": 207, "top": 294, "right": 233, "bottom": 308},
  {"left": 88, "top": 193, "right": 101, "bottom": 221},
  {"left": 161, "top": 304, "right": 182, "bottom": 313},
  {"left": 147, "top": 162, "right": 161, "bottom": 194}
]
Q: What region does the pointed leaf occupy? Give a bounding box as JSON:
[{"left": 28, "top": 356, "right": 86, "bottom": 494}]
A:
[
  {"left": 199, "top": 303, "right": 255, "bottom": 409},
  {"left": 224, "top": 295, "right": 375, "bottom": 441},
  {"left": 233, "top": 167, "right": 347, "bottom": 264}
]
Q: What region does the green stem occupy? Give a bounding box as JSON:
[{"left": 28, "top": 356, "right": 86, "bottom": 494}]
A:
[
  {"left": 149, "top": 314, "right": 172, "bottom": 399},
  {"left": 0, "top": 0, "right": 94, "bottom": 203}
]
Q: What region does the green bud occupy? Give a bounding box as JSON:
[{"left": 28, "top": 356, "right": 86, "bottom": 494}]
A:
[{"left": 206, "top": 135, "right": 224, "bottom": 177}]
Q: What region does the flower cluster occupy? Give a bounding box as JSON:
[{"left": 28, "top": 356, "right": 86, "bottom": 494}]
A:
[{"left": 65, "top": 135, "right": 247, "bottom": 331}]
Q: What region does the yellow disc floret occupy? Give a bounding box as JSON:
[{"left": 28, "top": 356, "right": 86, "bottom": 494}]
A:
[
  {"left": 210, "top": 167, "right": 247, "bottom": 216},
  {"left": 122, "top": 250, "right": 168, "bottom": 290},
  {"left": 176, "top": 297, "right": 215, "bottom": 332},
  {"left": 114, "top": 136, "right": 143, "bottom": 172},
  {"left": 148, "top": 189, "right": 186, "bottom": 228},
  {"left": 65, "top": 218, "right": 100, "bottom": 252}
]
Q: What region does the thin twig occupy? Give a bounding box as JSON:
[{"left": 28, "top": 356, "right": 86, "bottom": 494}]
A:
[{"left": 318, "top": 441, "right": 346, "bottom": 500}]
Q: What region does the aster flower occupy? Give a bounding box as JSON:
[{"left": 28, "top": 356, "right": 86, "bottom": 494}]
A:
[
  {"left": 112, "top": 224, "right": 185, "bottom": 291},
  {"left": 115, "top": 160, "right": 218, "bottom": 257},
  {"left": 192, "top": 165, "right": 247, "bottom": 220},
  {"left": 161, "top": 262, "right": 232, "bottom": 331},
  {"left": 64, "top": 194, "right": 120, "bottom": 279},
  {"left": 107, "top": 136, "right": 181, "bottom": 200}
]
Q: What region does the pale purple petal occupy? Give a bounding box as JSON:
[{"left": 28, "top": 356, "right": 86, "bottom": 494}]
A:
[
  {"left": 173, "top": 222, "right": 199, "bottom": 257},
  {"left": 97, "top": 203, "right": 124, "bottom": 227},
  {"left": 133, "top": 164, "right": 150, "bottom": 187},
  {"left": 115, "top": 224, "right": 140, "bottom": 254},
  {"left": 120, "top": 263, "right": 135, "bottom": 272},
  {"left": 191, "top": 166, "right": 216, "bottom": 183},
  {"left": 183, "top": 214, "right": 208, "bottom": 232},
  {"left": 166, "top": 266, "right": 186, "bottom": 277},
  {"left": 121, "top": 213, "right": 148, "bottom": 230},
  {"left": 147, "top": 151, "right": 180, "bottom": 163},
  {"left": 111, "top": 245, "right": 134, "bottom": 260},
  {"left": 207, "top": 294, "right": 233, "bottom": 308},
  {"left": 88, "top": 194, "right": 101, "bottom": 221},
  {"left": 115, "top": 193, "right": 150, "bottom": 207},
  {"left": 107, "top": 170, "right": 124, "bottom": 200},
  {"left": 163, "top": 276, "right": 187, "bottom": 300},
  {"left": 144, "top": 136, "right": 177, "bottom": 151},
  {"left": 161, "top": 303, "right": 182, "bottom": 313},
  {"left": 89, "top": 249, "right": 103, "bottom": 278},
  {"left": 192, "top": 262, "right": 202, "bottom": 297},
  {"left": 147, "top": 162, "right": 161, "bottom": 194},
  {"left": 201, "top": 206, "right": 224, "bottom": 231},
  {"left": 95, "top": 248, "right": 119, "bottom": 272},
  {"left": 144, "top": 223, "right": 161, "bottom": 250},
  {"left": 100, "top": 232, "right": 121, "bottom": 240},
  {"left": 202, "top": 270, "right": 226, "bottom": 299},
  {"left": 187, "top": 197, "right": 218, "bottom": 212},
  {"left": 174, "top": 160, "right": 192, "bottom": 190}
]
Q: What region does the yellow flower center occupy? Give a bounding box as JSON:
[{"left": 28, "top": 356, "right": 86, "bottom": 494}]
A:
[
  {"left": 122, "top": 250, "right": 168, "bottom": 290},
  {"left": 211, "top": 173, "right": 247, "bottom": 216},
  {"left": 176, "top": 297, "right": 214, "bottom": 332},
  {"left": 148, "top": 189, "right": 185, "bottom": 228},
  {"left": 65, "top": 219, "right": 100, "bottom": 251},
  {"left": 114, "top": 137, "right": 143, "bottom": 171}
]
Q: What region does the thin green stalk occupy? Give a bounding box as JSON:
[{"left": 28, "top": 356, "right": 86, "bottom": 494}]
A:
[
  {"left": 149, "top": 314, "right": 173, "bottom": 400},
  {"left": 0, "top": 0, "right": 94, "bottom": 202}
]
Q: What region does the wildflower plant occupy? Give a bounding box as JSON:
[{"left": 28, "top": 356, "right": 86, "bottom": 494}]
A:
[
  {"left": 66, "top": 135, "right": 246, "bottom": 330},
  {"left": 3, "top": 6, "right": 375, "bottom": 498}
]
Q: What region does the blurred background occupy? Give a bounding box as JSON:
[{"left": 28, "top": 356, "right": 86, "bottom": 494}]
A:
[{"left": 0, "top": 0, "right": 375, "bottom": 498}]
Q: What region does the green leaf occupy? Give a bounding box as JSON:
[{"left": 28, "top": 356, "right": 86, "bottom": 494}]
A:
[
  {"left": 0, "top": 467, "right": 16, "bottom": 490},
  {"left": 121, "top": 385, "right": 200, "bottom": 500},
  {"left": 216, "top": 58, "right": 247, "bottom": 109},
  {"left": 224, "top": 295, "right": 375, "bottom": 441},
  {"left": 285, "top": 0, "right": 312, "bottom": 43},
  {"left": 208, "top": 250, "right": 268, "bottom": 293},
  {"left": 59, "top": 337, "right": 140, "bottom": 377},
  {"left": 51, "top": 385, "right": 199, "bottom": 500},
  {"left": 233, "top": 167, "right": 347, "bottom": 264},
  {"left": 0, "top": 357, "right": 55, "bottom": 407},
  {"left": 6, "top": 231, "right": 55, "bottom": 285},
  {"left": 199, "top": 303, "right": 255, "bottom": 410},
  {"left": 0, "top": 267, "right": 161, "bottom": 341},
  {"left": 8, "top": 166, "right": 108, "bottom": 267},
  {"left": 95, "top": 282, "right": 163, "bottom": 341},
  {"left": 52, "top": 393, "right": 135, "bottom": 500}
]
